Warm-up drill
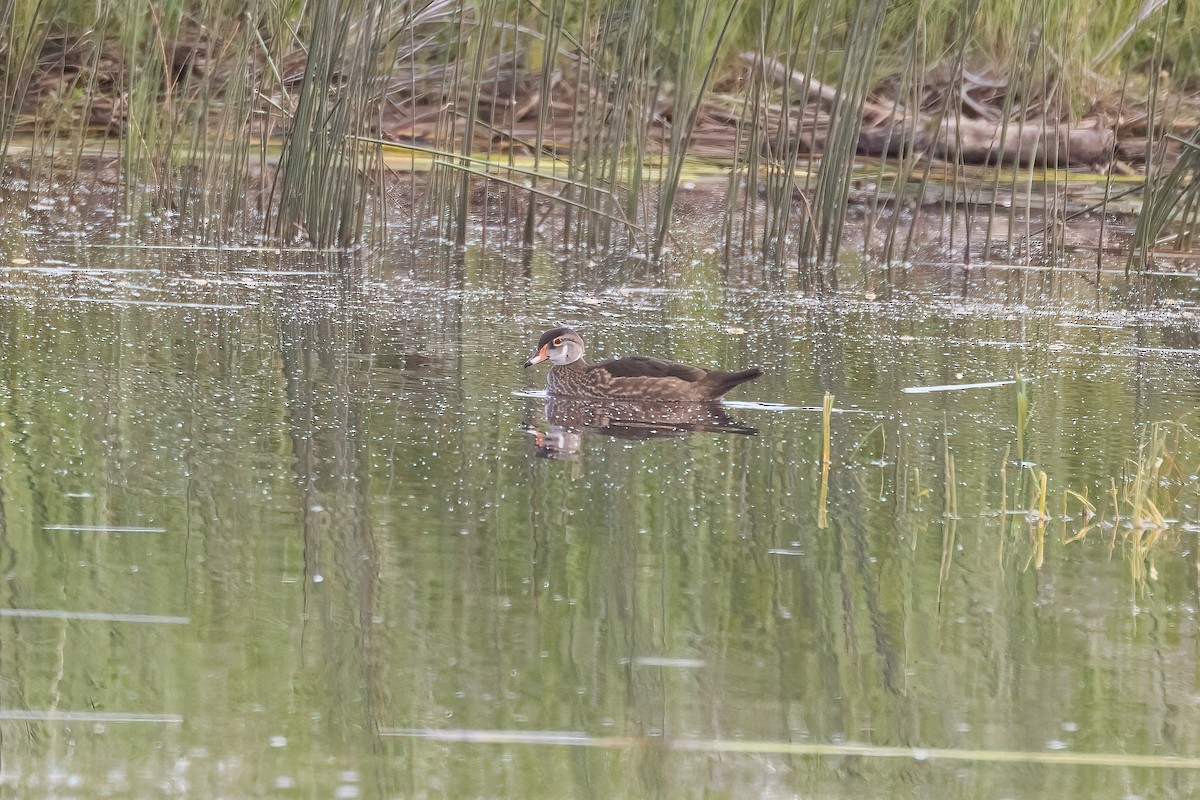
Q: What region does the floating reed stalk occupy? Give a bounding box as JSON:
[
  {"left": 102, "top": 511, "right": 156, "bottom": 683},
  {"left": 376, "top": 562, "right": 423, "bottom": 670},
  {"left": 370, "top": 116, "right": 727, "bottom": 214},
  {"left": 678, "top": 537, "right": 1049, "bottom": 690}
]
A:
[
  {"left": 939, "top": 418, "right": 958, "bottom": 587},
  {"left": 1124, "top": 423, "right": 1169, "bottom": 536},
  {"left": 817, "top": 391, "right": 833, "bottom": 529},
  {"left": 998, "top": 442, "right": 1010, "bottom": 567},
  {"left": 908, "top": 466, "right": 927, "bottom": 552},
  {"left": 942, "top": 421, "right": 958, "bottom": 521},
  {"left": 1062, "top": 488, "right": 1096, "bottom": 544}
]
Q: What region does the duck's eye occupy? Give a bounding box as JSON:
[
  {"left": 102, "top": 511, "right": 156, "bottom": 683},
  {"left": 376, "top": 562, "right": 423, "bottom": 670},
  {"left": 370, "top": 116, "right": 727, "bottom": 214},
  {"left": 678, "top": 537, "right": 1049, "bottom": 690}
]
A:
[{"left": 553, "top": 337, "right": 562, "bottom": 346}]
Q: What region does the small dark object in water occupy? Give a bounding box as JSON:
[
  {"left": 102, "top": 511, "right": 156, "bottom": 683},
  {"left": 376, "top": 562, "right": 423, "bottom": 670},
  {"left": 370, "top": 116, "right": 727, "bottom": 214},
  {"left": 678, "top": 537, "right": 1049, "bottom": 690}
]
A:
[{"left": 523, "top": 327, "right": 761, "bottom": 401}]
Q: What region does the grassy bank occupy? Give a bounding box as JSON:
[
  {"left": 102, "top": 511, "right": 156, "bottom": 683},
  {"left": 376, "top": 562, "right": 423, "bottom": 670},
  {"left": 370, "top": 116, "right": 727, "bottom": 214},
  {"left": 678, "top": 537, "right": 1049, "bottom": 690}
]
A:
[{"left": 1, "top": 0, "right": 1198, "bottom": 263}]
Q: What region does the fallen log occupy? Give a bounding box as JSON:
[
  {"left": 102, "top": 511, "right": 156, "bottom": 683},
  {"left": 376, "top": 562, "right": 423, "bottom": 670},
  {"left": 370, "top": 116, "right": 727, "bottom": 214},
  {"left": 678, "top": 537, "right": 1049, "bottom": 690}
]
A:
[
  {"left": 855, "top": 116, "right": 1115, "bottom": 167},
  {"left": 745, "top": 51, "right": 1118, "bottom": 168},
  {"left": 928, "top": 117, "right": 1116, "bottom": 167}
]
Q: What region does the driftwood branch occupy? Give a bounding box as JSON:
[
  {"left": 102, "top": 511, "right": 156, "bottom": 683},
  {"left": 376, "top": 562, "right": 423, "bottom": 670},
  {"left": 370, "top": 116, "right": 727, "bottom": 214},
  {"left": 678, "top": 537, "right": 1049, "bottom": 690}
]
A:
[{"left": 740, "top": 52, "right": 902, "bottom": 126}]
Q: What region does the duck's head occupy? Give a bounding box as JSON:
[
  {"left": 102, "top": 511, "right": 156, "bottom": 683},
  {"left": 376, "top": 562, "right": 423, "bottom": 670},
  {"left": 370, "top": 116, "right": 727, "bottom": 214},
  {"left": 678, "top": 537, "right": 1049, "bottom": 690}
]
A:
[{"left": 524, "top": 327, "right": 586, "bottom": 367}]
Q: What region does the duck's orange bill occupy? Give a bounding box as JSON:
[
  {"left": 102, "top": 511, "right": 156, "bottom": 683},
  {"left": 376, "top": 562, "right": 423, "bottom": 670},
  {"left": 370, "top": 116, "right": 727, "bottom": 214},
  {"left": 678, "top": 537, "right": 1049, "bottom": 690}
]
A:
[{"left": 523, "top": 344, "right": 548, "bottom": 368}]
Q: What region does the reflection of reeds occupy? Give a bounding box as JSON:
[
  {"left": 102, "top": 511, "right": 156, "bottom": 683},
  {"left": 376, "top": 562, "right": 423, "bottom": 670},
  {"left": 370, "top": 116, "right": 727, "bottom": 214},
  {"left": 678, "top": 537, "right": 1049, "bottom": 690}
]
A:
[
  {"left": 1013, "top": 371, "right": 1028, "bottom": 470},
  {"left": 1119, "top": 423, "right": 1172, "bottom": 584},
  {"left": 1026, "top": 468, "right": 1047, "bottom": 571},
  {"left": 876, "top": 403, "right": 1192, "bottom": 592},
  {"left": 1052, "top": 422, "right": 1196, "bottom": 588}
]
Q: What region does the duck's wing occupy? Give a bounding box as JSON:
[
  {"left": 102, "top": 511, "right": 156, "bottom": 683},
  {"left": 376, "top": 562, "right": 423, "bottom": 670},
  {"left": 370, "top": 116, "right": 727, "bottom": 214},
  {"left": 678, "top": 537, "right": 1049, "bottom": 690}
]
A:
[{"left": 594, "top": 356, "right": 708, "bottom": 383}]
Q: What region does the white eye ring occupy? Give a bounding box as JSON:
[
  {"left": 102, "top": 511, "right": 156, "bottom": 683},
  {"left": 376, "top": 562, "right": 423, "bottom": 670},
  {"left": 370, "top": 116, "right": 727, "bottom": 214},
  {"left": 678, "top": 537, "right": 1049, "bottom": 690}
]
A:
[{"left": 553, "top": 337, "right": 562, "bottom": 346}]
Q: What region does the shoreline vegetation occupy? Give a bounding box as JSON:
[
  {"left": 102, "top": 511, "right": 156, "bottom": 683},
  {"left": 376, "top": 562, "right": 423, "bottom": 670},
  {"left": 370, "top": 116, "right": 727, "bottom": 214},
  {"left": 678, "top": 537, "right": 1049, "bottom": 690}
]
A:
[{"left": 2, "top": 0, "right": 1200, "bottom": 263}]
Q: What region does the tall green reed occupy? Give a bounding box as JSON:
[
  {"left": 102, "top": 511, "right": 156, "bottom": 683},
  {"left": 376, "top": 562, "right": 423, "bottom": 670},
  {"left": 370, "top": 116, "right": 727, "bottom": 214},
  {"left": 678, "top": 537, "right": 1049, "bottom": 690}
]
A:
[
  {"left": 650, "top": 0, "right": 742, "bottom": 260},
  {"left": 1129, "top": 129, "right": 1200, "bottom": 272},
  {"left": 1127, "top": 5, "right": 1200, "bottom": 273},
  {"left": 272, "top": 0, "right": 391, "bottom": 247},
  {"left": 797, "top": 0, "right": 888, "bottom": 273}
]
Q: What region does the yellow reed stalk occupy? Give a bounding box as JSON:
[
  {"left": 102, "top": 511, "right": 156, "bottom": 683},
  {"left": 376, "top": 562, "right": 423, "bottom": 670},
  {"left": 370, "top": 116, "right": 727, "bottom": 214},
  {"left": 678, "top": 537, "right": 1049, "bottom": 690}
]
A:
[{"left": 818, "top": 391, "right": 833, "bottom": 529}]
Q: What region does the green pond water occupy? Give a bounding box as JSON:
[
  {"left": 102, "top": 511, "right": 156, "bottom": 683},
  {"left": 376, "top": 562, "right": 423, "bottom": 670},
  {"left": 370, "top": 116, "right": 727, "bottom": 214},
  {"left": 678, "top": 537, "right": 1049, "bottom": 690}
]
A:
[{"left": 0, "top": 236, "right": 1198, "bottom": 799}]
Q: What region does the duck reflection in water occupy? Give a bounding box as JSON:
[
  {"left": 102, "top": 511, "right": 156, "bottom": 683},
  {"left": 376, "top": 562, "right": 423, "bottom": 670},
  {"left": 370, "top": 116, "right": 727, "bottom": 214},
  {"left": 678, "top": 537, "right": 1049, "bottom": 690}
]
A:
[
  {"left": 527, "top": 397, "right": 757, "bottom": 459},
  {"left": 522, "top": 327, "right": 761, "bottom": 459}
]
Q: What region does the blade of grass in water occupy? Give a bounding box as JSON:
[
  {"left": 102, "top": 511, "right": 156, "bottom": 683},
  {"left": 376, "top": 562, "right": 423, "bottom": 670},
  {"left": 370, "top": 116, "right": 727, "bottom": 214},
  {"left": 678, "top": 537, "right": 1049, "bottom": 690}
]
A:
[
  {"left": 817, "top": 391, "right": 832, "bottom": 529},
  {"left": 383, "top": 726, "right": 1200, "bottom": 769}
]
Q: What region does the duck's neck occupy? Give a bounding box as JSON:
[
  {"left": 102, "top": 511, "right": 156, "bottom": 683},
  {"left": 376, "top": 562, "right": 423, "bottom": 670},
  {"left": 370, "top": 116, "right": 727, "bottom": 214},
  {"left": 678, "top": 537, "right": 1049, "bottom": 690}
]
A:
[{"left": 556, "top": 358, "right": 589, "bottom": 371}]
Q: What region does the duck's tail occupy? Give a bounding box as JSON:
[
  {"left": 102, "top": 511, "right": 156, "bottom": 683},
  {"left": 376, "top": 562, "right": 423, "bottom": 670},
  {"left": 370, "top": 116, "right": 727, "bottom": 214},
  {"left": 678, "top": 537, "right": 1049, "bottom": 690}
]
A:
[{"left": 707, "top": 367, "right": 762, "bottom": 397}]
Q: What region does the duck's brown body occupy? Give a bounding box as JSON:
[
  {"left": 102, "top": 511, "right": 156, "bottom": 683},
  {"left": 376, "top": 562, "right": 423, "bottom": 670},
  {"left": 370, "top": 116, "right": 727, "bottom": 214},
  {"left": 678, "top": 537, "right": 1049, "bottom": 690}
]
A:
[
  {"left": 546, "top": 357, "right": 761, "bottom": 400},
  {"left": 525, "top": 327, "right": 761, "bottom": 401}
]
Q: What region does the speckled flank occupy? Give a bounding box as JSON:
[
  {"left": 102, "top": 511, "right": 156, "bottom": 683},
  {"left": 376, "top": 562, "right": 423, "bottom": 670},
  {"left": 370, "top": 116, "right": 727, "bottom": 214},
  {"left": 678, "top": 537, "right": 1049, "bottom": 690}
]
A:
[{"left": 546, "top": 360, "right": 761, "bottom": 401}]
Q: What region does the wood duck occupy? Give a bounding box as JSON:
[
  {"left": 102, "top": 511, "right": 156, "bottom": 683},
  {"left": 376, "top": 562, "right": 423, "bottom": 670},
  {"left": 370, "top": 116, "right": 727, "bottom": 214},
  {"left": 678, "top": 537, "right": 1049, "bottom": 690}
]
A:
[{"left": 523, "top": 327, "right": 761, "bottom": 401}]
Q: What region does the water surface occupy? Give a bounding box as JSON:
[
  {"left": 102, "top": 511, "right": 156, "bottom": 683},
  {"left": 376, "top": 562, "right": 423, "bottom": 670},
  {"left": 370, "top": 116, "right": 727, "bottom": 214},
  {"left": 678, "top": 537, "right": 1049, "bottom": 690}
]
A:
[{"left": 0, "top": 240, "right": 1198, "bottom": 798}]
